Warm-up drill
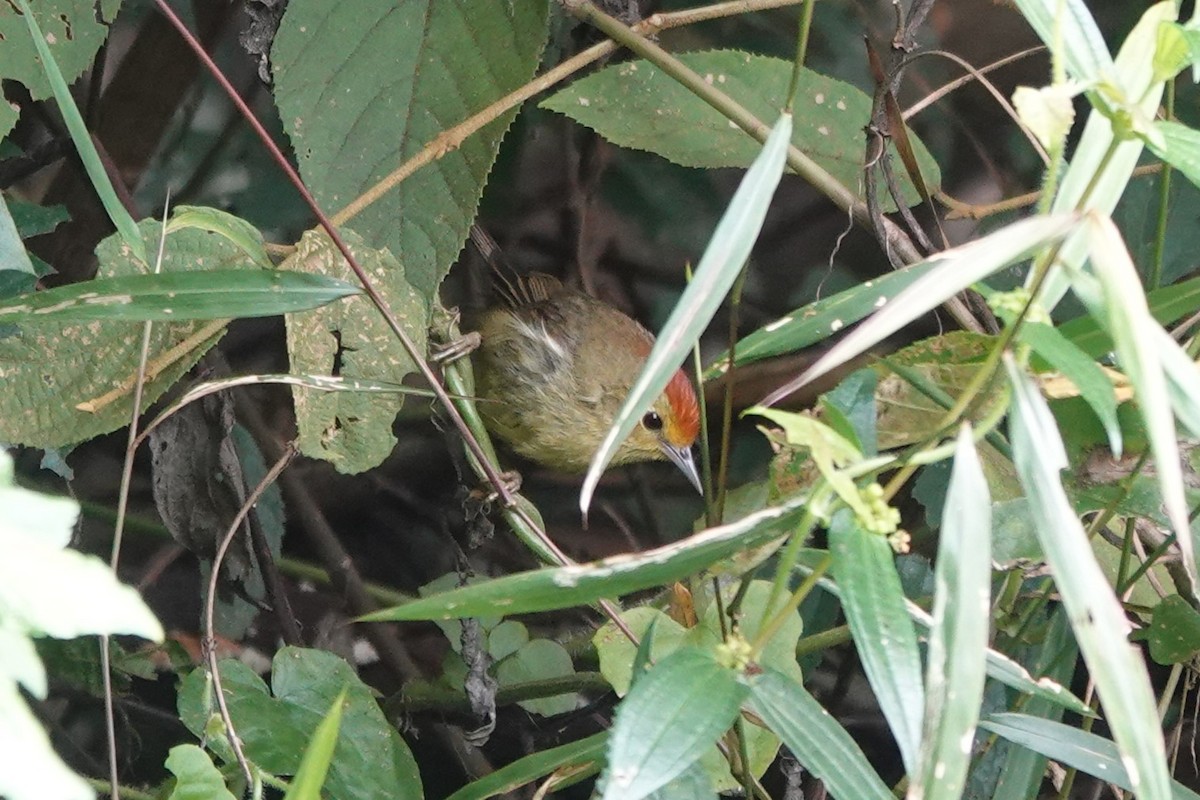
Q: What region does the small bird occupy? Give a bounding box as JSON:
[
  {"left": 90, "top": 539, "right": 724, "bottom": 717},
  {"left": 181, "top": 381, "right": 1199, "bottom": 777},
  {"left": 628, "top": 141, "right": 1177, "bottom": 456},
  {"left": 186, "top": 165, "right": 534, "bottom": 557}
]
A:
[{"left": 468, "top": 225, "right": 703, "bottom": 493}]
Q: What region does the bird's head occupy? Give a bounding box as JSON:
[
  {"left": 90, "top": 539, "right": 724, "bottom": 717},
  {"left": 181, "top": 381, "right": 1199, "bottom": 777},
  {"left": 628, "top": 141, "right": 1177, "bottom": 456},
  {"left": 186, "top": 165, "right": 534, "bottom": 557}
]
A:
[{"left": 616, "top": 369, "right": 703, "bottom": 493}]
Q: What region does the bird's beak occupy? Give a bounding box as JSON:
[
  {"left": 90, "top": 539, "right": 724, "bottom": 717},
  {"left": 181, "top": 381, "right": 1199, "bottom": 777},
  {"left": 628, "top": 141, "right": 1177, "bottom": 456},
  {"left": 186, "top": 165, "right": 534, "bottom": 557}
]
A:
[{"left": 660, "top": 442, "right": 703, "bottom": 495}]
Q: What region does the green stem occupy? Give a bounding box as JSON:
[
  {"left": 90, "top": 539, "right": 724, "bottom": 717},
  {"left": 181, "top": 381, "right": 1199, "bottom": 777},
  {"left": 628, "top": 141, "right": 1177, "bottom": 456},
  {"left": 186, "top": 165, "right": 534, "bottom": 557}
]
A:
[{"left": 786, "top": 0, "right": 817, "bottom": 111}]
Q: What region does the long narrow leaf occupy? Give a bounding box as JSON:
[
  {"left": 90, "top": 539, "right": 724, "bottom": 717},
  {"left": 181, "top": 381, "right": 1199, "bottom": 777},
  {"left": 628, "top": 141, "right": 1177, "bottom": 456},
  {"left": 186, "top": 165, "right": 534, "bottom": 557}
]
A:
[
  {"left": 581, "top": 112, "right": 792, "bottom": 514},
  {"left": 1007, "top": 0, "right": 1113, "bottom": 83},
  {"left": 1035, "top": 2, "right": 1175, "bottom": 307},
  {"left": 283, "top": 689, "right": 346, "bottom": 800},
  {"left": 760, "top": 214, "right": 1077, "bottom": 405},
  {"left": 748, "top": 667, "right": 892, "bottom": 800},
  {"left": 0, "top": 270, "right": 360, "bottom": 323},
  {"left": 361, "top": 492, "right": 807, "bottom": 621},
  {"left": 910, "top": 426, "right": 991, "bottom": 800},
  {"left": 829, "top": 509, "right": 924, "bottom": 775},
  {"left": 802, "top": 560, "right": 1092, "bottom": 717},
  {"left": 1005, "top": 357, "right": 1172, "bottom": 798},
  {"left": 15, "top": 0, "right": 147, "bottom": 265},
  {"left": 1084, "top": 214, "right": 1194, "bottom": 591},
  {"left": 982, "top": 713, "right": 1200, "bottom": 800}
]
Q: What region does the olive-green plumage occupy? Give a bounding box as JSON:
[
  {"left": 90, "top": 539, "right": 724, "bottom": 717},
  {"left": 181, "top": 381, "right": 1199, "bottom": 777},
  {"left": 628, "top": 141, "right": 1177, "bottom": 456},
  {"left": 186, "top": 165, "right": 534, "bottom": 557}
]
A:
[{"left": 469, "top": 226, "right": 701, "bottom": 490}]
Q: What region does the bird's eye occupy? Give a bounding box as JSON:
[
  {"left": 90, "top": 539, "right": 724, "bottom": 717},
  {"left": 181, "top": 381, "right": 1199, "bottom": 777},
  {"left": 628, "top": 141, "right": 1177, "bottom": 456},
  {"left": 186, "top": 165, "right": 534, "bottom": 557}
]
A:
[{"left": 642, "top": 411, "right": 663, "bottom": 431}]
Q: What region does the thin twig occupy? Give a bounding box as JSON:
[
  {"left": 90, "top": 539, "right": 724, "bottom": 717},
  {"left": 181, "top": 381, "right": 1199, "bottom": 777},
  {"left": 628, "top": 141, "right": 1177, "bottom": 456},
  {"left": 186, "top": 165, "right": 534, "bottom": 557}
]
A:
[
  {"left": 100, "top": 199, "right": 168, "bottom": 800},
  {"left": 203, "top": 442, "right": 298, "bottom": 788}
]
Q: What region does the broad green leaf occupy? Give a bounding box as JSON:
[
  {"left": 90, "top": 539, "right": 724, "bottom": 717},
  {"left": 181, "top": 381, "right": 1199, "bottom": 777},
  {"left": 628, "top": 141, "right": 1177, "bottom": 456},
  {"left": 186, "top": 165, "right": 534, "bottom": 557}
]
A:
[
  {"left": 177, "top": 648, "right": 422, "bottom": 800},
  {"left": 0, "top": 193, "right": 35, "bottom": 286},
  {"left": 1020, "top": 321, "right": 1121, "bottom": 455},
  {"left": 596, "top": 608, "right": 692, "bottom": 697},
  {"left": 748, "top": 667, "right": 892, "bottom": 800},
  {"left": 0, "top": 270, "right": 358, "bottom": 323},
  {"left": 595, "top": 583, "right": 798, "bottom": 794},
  {"left": 829, "top": 509, "right": 924, "bottom": 774},
  {"left": 361, "top": 491, "right": 806, "bottom": 621},
  {"left": 165, "top": 744, "right": 237, "bottom": 800},
  {"left": 762, "top": 213, "right": 1077, "bottom": 404},
  {"left": 0, "top": 221, "right": 259, "bottom": 449},
  {"left": 495, "top": 639, "right": 576, "bottom": 717},
  {"left": 0, "top": 1, "right": 120, "bottom": 137},
  {"left": 582, "top": 112, "right": 791, "bottom": 513},
  {"left": 284, "top": 229, "right": 426, "bottom": 474},
  {"left": 543, "top": 51, "right": 939, "bottom": 210},
  {"left": 1143, "top": 595, "right": 1200, "bottom": 664},
  {"left": 444, "top": 732, "right": 607, "bottom": 800},
  {"left": 284, "top": 690, "right": 346, "bottom": 800},
  {"left": 600, "top": 647, "right": 746, "bottom": 800},
  {"left": 1006, "top": 359, "right": 1172, "bottom": 798},
  {"left": 271, "top": 0, "right": 549, "bottom": 301},
  {"left": 981, "top": 713, "right": 1200, "bottom": 800},
  {"left": 6, "top": 196, "right": 68, "bottom": 239},
  {"left": 911, "top": 427, "right": 991, "bottom": 800}
]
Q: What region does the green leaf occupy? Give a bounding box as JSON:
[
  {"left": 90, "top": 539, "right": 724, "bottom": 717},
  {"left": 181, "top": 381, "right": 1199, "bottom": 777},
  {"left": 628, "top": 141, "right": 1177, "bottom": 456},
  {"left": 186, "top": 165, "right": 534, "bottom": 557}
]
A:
[
  {"left": 582, "top": 112, "right": 792, "bottom": 513},
  {"left": 0, "top": 450, "right": 163, "bottom": 800},
  {"left": 271, "top": 0, "right": 549, "bottom": 302},
  {"left": 177, "top": 647, "right": 422, "bottom": 800},
  {"left": 1144, "top": 595, "right": 1200, "bottom": 664},
  {"left": 445, "top": 732, "right": 607, "bottom": 800},
  {"left": 495, "top": 639, "right": 576, "bottom": 717},
  {"left": 284, "top": 229, "right": 426, "bottom": 474},
  {"left": 828, "top": 509, "right": 924, "bottom": 774},
  {"left": 1007, "top": 0, "right": 1112, "bottom": 83},
  {"left": 284, "top": 689, "right": 347, "bottom": 800},
  {"left": 0, "top": 269, "right": 358, "bottom": 323},
  {"left": 1060, "top": 274, "right": 1200, "bottom": 356},
  {"left": 1006, "top": 359, "right": 1173, "bottom": 798},
  {"left": 596, "top": 607, "right": 693, "bottom": 697},
  {"left": 0, "top": 192, "right": 36, "bottom": 285},
  {"left": 543, "top": 51, "right": 939, "bottom": 210},
  {"left": 704, "top": 251, "right": 939, "bottom": 379},
  {"left": 165, "top": 744, "right": 238, "bottom": 800},
  {"left": 748, "top": 668, "right": 892, "bottom": 799},
  {"left": 1146, "top": 120, "right": 1200, "bottom": 190},
  {"left": 763, "top": 213, "right": 1077, "bottom": 403},
  {"left": 912, "top": 427, "right": 991, "bottom": 800},
  {"left": 13, "top": 0, "right": 145, "bottom": 263},
  {"left": 1154, "top": 21, "right": 1193, "bottom": 83},
  {"left": 361, "top": 492, "right": 806, "bottom": 621},
  {"left": 0, "top": 1, "right": 119, "bottom": 138},
  {"left": 0, "top": 221, "right": 260, "bottom": 449},
  {"left": 166, "top": 206, "right": 274, "bottom": 270},
  {"left": 981, "top": 713, "right": 1200, "bottom": 800},
  {"left": 1021, "top": 321, "right": 1121, "bottom": 456},
  {"left": 1082, "top": 215, "right": 1194, "bottom": 589},
  {"left": 1034, "top": 2, "right": 1174, "bottom": 308},
  {"left": 600, "top": 647, "right": 746, "bottom": 800}
]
